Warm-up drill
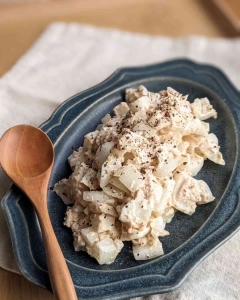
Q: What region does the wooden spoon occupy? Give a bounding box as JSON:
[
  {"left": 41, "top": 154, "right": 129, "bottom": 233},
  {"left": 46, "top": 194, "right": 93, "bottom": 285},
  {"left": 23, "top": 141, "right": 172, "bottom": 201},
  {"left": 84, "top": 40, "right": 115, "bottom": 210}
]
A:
[{"left": 0, "top": 124, "right": 77, "bottom": 300}]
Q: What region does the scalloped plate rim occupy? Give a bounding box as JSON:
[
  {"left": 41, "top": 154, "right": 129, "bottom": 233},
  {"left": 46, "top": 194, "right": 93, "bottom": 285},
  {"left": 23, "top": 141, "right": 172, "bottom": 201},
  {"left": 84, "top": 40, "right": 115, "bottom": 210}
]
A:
[{"left": 2, "top": 58, "right": 240, "bottom": 299}]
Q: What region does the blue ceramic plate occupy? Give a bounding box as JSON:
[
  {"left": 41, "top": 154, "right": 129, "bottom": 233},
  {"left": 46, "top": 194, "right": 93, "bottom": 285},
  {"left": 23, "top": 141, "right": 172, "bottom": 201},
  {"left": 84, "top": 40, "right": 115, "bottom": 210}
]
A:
[{"left": 2, "top": 59, "right": 240, "bottom": 300}]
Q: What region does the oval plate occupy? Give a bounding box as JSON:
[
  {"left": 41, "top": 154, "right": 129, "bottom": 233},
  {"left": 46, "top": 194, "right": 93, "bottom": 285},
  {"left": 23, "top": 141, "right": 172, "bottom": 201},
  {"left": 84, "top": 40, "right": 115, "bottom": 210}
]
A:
[{"left": 2, "top": 59, "right": 240, "bottom": 300}]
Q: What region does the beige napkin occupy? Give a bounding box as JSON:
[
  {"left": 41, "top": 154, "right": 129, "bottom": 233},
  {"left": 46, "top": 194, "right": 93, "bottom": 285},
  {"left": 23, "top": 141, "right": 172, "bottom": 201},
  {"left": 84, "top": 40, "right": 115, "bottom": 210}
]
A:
[{"left": 0, "top": 22, "right": 240, "bottom": 299}]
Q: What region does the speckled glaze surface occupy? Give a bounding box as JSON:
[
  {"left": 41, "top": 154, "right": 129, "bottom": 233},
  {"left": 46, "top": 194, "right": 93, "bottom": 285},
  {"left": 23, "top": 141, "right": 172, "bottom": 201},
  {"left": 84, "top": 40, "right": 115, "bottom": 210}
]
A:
[{"left": 2, "top": 59, "right": 240, "bottom": 300}]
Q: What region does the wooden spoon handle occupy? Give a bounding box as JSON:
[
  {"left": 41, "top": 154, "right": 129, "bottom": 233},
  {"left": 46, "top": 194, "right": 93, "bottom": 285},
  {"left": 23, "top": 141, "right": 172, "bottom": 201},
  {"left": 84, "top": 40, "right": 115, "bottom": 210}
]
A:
[{"left": 37, "top": 207, "right": 78, "bottom": 300}]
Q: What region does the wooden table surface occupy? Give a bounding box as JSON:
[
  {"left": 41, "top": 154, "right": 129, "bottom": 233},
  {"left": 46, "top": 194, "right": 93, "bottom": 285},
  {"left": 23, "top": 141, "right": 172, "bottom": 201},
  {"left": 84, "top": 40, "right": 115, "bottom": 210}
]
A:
[{"left": 0, "top": 0, "right": 238, "bottom": 299}]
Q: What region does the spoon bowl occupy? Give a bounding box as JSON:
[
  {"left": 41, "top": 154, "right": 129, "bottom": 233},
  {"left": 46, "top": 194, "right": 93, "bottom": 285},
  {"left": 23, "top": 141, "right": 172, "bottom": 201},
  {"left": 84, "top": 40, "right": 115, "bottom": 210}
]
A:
[
  {"left": 1, "top": 124, "right": 53, "bottom": 178},
  {"left": 0, "top": 124, "right": 77, "bottom": 300}
]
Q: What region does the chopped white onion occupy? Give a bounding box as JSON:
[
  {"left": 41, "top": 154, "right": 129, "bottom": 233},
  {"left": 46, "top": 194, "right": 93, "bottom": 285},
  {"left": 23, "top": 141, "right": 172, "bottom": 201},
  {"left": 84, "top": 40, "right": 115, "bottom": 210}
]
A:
[{"left": 133, "top": 238, "right": 164, "bottom": 260}]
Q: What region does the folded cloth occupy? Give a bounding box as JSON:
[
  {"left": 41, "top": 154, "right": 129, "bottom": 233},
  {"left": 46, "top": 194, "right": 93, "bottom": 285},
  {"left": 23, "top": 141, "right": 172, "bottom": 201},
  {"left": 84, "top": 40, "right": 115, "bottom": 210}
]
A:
[{"left": 0, "top": 22, "right": 240, "bottom": 299}]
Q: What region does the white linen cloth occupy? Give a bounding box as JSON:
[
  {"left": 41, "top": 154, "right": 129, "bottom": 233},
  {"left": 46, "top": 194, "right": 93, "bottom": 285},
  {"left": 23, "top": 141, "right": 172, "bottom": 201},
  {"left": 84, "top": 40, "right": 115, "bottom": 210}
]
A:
[{"left": 0, "top": 23, "right": 240, "bottom": 299}]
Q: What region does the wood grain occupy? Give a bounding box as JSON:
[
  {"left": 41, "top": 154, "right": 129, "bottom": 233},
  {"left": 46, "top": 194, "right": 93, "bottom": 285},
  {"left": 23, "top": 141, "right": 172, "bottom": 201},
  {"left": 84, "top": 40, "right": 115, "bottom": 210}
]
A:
[
  {"left": 0, "top": 1, "right": 239, "bottom": 299},
  {"left": 0, "top": 0, "right": 238, "bottom": 76},
  {"left": 213, "top": 0, "right": 240, "bottom": 30},
  {"left": 0, "top": 125, "right": 77, "bottom": 300},
  {"left": 0, "top": 268, "right": 55, "bottom": 300}
]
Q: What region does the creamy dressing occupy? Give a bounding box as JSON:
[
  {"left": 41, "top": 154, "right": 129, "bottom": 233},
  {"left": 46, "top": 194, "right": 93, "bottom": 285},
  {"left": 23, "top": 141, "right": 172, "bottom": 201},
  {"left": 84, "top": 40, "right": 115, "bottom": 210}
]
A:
[{"left": 54, "top": 86, "right": 225, "bottom": 264}]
